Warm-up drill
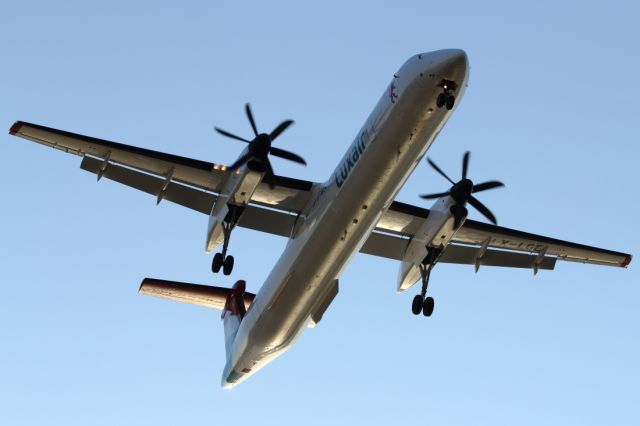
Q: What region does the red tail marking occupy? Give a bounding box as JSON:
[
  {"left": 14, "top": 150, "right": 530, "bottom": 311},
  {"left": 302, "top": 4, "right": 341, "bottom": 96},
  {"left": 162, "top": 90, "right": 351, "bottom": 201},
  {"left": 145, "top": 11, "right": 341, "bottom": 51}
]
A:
[
  {"left": 621, "top": 255, "right": 632, "bottom": 268},
  {"left": 9, "top": 121, "right": 23, "bottom": 135},
  {"left": 222, "top": 280, "right": 247, "bottom": 319}
]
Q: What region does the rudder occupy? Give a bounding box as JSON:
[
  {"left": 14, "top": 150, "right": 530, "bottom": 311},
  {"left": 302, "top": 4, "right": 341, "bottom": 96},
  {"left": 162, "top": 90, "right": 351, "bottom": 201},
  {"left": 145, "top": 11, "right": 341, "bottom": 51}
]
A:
[{"left": 221, "top": 280, "right": 248, "bottom": 360}]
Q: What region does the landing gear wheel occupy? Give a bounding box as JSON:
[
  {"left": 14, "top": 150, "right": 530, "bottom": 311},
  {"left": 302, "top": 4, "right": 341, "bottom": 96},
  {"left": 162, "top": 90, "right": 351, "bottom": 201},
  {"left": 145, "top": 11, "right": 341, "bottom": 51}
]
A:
[
  {"left": 422, "top": 297, "right": 434, "bottom": 317},
  {"left": 223, "top": 255, "right": 235, "bottom": 276},
  {"left": 212, "top": 253, "right": 224, "bottom": 273},
  {"left": 445, "top": 95, "right": 455, "bottom": 110},
  {"left": 412, "top": 295, "right": 423, "bottom": 315},
  {"left": 211, "top": 205, "right": 244, "bottom": 275},
  {"left": 436, "top": 93, "right": 446, "bottom": 108}
]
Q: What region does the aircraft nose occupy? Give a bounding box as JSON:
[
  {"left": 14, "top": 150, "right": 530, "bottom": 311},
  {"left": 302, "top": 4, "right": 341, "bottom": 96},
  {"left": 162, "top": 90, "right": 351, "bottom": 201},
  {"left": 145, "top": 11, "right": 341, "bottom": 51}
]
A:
[{"left": 432, "top": 49, "right": 468, "bottom": 74}]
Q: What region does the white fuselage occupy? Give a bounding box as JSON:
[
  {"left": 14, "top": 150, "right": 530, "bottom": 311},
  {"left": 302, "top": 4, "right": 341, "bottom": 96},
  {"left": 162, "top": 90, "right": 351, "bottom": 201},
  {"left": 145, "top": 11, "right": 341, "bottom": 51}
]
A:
[{"left": 222, "top": 50, "right": 469, "bottom": 387}]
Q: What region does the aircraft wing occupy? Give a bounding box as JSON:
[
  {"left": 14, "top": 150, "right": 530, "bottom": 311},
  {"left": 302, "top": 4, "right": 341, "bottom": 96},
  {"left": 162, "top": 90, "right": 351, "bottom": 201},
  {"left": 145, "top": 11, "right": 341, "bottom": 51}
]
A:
[
  {"left": 365, "top": 201, "right": 632, "bottom": 270},
  {"left": 9, "top": 121, "right": 631, "bottom": 271},
  {"left": 9, "top": 121, "right": 313, "bottom": 213}
]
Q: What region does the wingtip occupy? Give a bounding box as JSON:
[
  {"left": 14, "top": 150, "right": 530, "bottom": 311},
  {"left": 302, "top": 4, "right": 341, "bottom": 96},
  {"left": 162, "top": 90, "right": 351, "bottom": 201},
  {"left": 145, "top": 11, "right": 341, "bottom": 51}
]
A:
[
  {"left": 9, "top": 121, "right": 23, "bottom": 135},
  {"left": 621, "top": 255, "right": 632, "bottom": 268},
  {"left": 138, "top": 278, "right": 151, "bottom": 294}
]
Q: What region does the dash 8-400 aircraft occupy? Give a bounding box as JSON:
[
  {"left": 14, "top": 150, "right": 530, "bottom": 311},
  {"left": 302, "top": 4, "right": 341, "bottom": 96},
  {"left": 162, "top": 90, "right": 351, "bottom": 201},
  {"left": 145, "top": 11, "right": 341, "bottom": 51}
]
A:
[{"left": 9, "top": 49, "right": 631, "bottom": 388}]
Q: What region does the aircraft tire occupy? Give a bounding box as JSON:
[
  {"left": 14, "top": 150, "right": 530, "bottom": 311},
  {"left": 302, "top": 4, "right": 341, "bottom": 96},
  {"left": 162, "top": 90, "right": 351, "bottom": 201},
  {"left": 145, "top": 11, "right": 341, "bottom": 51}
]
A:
[
  {"left": 212, "top": 253, "right": 224, "bottom": 273},
  {"left": 445, "top": 95, "right": 455, "bottom": 110},
  {"left": 223, "top": 255, "right": 234, "bottom": 276},
  {"left": 436, "top": 93, "right": 446, "bottom": 108},
  {"left": 422, "top": 296, "right": 435, "bottom": 317},
  {"left": 412, "top": 295, "right": 423, "bottom": 315}
]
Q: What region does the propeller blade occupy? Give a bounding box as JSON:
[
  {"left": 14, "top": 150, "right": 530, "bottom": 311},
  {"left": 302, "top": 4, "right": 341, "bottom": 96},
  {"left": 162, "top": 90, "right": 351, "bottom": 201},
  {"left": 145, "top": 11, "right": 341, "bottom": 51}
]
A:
[
  {"left": 270, "top": 120, "right": 294, "bottom": 141},
  {"left": 264, "top": 160, "right": 276, "bottom": 189},
  {"left": 269, "top": 147, "right": 307, "bottom": 165},
  {"left": 462, "top": 151, "right": 470, "bottom": 180},
  {"left": 420, "top": 191, "right": 451, "bottom": 200},
  {"left": 215, "top": 127, "right": 251, "bottom": 143},
  {"left": 228, "top": 152, "right": 252, "bottom": 170},
  {"left": 245, "top": 103, "right": 259, "bottom": 137},
  {"left": 472, "top": 180, "right": 505, "bottom": 193},
  {"left": 468, "top": 195, "right": 498, "bottom": 225},
  {"left": 427, "top": 158, "right": 456, "bottom": 185}
]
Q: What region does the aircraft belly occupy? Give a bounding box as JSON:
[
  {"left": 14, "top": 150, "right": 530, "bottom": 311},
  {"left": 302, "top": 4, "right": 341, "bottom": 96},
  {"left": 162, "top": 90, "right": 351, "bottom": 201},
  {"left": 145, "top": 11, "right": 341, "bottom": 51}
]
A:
[{"left": 225, "top": 51, "right": 469, "bottom": 384}]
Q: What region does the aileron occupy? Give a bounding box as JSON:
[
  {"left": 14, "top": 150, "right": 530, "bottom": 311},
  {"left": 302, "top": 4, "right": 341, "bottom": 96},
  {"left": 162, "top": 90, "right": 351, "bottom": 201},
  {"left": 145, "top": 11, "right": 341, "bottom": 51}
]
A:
[
  {"left": 457, "top": 219, "right": 631, "bottom": 268},
  {"left": 12, "top": 120, "right": 225, "bottom": 192}
]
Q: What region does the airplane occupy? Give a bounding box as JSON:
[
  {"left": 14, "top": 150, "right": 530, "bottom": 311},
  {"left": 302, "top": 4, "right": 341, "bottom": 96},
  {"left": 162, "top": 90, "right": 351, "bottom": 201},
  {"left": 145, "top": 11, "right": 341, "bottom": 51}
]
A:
[{"left": 8, "top": 49, "right": 632, "bottom": 389}]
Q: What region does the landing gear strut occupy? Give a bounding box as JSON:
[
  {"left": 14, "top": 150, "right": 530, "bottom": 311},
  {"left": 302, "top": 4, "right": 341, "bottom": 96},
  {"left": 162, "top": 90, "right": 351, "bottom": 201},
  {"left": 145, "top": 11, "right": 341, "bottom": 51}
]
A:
[
  {"left": 212, "top": 205, "right": 244, "bottom": 276},
  {"left": 436, "top": 79, "right": 458, "bottom": 111},
  {"left": 411, "top": 248, "right": 440, "bottom": 317}
]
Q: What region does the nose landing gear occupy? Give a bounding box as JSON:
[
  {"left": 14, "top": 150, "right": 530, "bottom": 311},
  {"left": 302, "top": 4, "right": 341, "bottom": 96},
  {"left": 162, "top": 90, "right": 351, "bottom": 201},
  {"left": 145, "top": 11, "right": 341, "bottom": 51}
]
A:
[
  {"left": 212, "top": 205, "right": 243, "bottom": 276},
  {"left": 436, "top": 79, "right": 458, "bottom": 110}
]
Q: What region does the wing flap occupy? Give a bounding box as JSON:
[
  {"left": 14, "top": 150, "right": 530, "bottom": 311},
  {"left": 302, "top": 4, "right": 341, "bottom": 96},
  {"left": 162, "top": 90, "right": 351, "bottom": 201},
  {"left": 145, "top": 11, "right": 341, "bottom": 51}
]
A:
[
  {"left": 439, "top": 244, "right": 556, "bottom": 270},
  {"left": 139, "top": 278, "right": 255, "bottom": 310},
  {"left": 81, "top": 156, "right": 215, "bottom": 215},
  {"left": 360, "top": 232, "right": 556, "bottom": 270},
  {"left": 236, "top": 205, "right": 297, "bottom": 238},
  {"left": 81, "top": 156, "right": 298, "bottom": 237},
  {"left": 375, "top": 201, "right": 429, "bottom": 236},
  {"left": 360, "top": 231, "right": 410, "bottom": 260}
]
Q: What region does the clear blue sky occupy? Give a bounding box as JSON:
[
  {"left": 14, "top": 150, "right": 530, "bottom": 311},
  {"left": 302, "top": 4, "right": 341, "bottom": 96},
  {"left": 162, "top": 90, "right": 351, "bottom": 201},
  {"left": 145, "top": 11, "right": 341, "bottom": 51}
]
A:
[{"left": 1, "top": 1, "right": 638, "bottom": 425}]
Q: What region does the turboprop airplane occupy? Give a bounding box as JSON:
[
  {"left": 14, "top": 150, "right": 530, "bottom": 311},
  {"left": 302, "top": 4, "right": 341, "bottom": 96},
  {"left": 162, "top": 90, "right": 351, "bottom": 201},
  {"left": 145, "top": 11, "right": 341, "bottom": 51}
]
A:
[{"left": 9, "top": 49, "right": 632, "bottom": 388}]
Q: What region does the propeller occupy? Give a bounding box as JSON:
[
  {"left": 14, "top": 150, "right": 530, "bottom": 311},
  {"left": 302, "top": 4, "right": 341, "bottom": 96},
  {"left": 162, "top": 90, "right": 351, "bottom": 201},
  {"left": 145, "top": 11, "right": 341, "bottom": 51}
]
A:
[
  {"left": 214, "top": 103, "right": 306, "bottom": 188},
  {"left": 420, "top": 151, "right": 504, "bottom": 228}
]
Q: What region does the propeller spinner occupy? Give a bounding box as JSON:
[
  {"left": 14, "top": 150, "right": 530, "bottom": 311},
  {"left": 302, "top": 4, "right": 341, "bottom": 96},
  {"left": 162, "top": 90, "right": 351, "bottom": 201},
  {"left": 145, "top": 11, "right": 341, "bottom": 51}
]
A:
[
  {"left": 420, "top": 151, "right": 504, "bottom": 228},
  {"left": 214, "top": 103, "right": 306, "bottom": 188}
]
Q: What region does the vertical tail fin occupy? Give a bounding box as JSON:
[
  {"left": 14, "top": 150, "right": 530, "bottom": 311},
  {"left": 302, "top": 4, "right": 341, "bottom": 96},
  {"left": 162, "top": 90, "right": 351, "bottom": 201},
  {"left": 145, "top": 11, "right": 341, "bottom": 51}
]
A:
[
  {"left": 221, "top": 280, "right": 248, "bottom": 359},
  {"left": 136, "top": 277, "right": 254, "bottom": 388}
]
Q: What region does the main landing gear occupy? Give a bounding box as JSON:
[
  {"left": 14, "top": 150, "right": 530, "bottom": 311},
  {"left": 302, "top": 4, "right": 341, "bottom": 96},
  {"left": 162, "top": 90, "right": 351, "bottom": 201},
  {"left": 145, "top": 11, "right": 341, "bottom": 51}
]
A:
[
  {"left": 411, "top": 248, "right": 440, "bottom": 317},
  {"left": 436, "top": 79, "right": 458, "bottom": 111},
  {"left": 212, "top": 206, "right": 243, "bottom": 276}
]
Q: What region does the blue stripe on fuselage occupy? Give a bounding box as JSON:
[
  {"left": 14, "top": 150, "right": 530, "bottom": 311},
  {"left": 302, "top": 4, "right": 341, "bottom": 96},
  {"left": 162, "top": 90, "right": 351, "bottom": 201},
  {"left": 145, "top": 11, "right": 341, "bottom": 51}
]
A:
[{"left": 334, "top": 128, "right": 371, "bottom": 188}]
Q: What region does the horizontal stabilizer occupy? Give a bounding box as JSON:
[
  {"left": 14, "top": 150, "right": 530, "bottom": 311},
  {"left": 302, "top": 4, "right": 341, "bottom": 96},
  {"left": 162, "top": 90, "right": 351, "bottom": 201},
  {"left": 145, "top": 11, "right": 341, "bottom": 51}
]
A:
[{"left": 139, "top": 278, "right": 255, "bottom": 310}]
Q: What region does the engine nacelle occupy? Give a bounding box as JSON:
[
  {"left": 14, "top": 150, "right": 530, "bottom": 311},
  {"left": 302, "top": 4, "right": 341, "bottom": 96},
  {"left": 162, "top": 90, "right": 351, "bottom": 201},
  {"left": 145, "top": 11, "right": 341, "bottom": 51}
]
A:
[
  {"left": 396, "top": 196, "right": 460, "bottom": 291},
  {"left": 205, "top": 161, "right": 264, "bottom": 252},
  {"left": 206, "top": 214, "right": 225, "bottom": 252}
]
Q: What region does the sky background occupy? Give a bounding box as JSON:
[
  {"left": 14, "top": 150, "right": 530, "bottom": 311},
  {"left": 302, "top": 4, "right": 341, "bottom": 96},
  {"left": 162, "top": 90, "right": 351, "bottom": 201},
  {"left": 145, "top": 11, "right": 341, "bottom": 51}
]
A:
[{"left": 1, "top": 1, "right": 638, "bottom": 425}]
